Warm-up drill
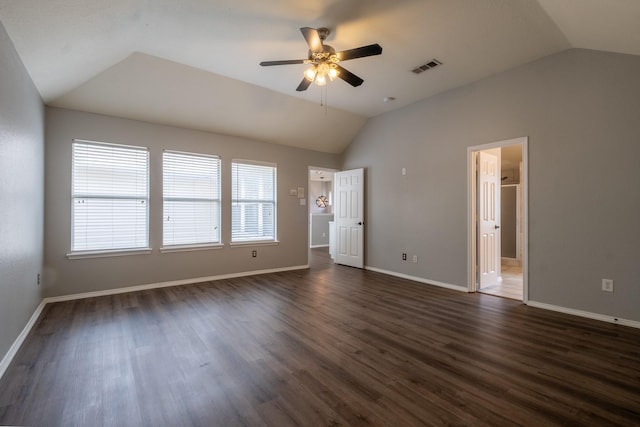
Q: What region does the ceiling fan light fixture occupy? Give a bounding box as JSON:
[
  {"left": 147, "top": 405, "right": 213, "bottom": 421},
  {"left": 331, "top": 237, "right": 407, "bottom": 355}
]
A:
[
  {"left": 317, "top": 62, "right": 330, "bottom": 74},
  {"left": 304, "top": 67, "right": 317, "bottom": 81},
  {"left": 315, "top": 73, "right": 327, "bottom": 86},
  {"left": 328, "top": 66, "right": 338, "bottom": 81},
  {"left": 305, "top": 62, "right": 338, "bottom": 86}
]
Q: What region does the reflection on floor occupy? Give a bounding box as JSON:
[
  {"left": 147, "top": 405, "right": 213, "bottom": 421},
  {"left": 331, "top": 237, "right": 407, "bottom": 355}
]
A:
[{"left": 480, "top": 262, "right": 523, "bottom": 300}]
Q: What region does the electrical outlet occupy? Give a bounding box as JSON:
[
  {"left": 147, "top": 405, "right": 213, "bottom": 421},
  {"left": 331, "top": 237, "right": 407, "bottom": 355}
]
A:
[
  {"left": 402, "top": 253, "right": 407, "bottom": 261},
  {"left": 412, "top": 255, "right": 418, "bottom": 263},
  {"left": 602, "top": 279, "right": 614, "bottom": 292},
  {"left": 252, "top": 250, "right": 257, "bottom": 258}
]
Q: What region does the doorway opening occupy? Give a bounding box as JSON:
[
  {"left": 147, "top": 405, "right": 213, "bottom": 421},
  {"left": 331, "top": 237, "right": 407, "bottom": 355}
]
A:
[
  {"left": 307, "top": 166, "right": 365, "bottom": 270},
  {"left": 468, "top": 137, "right": 528, "bottom": 302},
  {"left": 308, "top": 167, "right": 337, "bottom": 257}
]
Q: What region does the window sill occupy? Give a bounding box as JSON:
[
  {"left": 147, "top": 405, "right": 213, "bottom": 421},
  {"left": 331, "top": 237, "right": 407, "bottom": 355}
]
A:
[
  {"left": 160, "top": 243, "right": 224, "bottom": 253},
  {"left": 67, "top": 248, "right": 152, "bottom": 260},
  {"left": 229, "top": 240, "right": 280, "bottom": 248}
]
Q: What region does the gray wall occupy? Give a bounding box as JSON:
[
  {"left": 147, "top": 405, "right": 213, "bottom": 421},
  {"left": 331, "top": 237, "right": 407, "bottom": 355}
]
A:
[
  {"left": 310, "top": 214, "right": 333, "bottom": 247},
  {"left": 342, "top": 48, "right": 640, "bottom": 322},
  {"left": 44, "top": 107, "right": 339, "bottom": 297},
  {"left": 0, "top": 23, "right": 45, "bottom": 361}
]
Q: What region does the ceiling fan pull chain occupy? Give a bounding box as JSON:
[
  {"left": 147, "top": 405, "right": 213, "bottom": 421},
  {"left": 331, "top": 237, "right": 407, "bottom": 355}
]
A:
[{"left": 325, "top": 86, "right": 328, "bottom": 117}]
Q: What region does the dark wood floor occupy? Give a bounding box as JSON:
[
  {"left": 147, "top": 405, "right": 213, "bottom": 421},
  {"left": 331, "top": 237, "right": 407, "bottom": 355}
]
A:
[{"left": 1, "top": 248, "right": 639, "bottom": 426}]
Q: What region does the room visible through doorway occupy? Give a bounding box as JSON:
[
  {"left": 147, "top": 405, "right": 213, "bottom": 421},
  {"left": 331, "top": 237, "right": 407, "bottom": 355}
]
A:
[
  {"left": 468, "top": 138, "right": 527, "bottom": 302},
  {"left": 308, "top": 167, "right": 336, "bottom": 253}
]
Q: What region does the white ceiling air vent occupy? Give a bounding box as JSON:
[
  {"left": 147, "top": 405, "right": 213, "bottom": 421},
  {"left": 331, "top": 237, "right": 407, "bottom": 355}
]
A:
[{"left": 411, "top": 59, "right": 442, "bottom": 74}]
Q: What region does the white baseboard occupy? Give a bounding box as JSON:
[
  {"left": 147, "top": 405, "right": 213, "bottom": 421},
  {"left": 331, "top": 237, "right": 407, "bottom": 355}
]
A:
[
  {"left": 45, "top": 264, "right": 310, "bottom": 303},
  {"left": 0, "top": 264, "right": 309, "bottom": 381},
  {"left": 364, "top": 266, "right": 468, "bottom": 292},
  {"left": 0, "top": 300, "right": 47, "bottom": 380},
  {"left": 310, "top": 244, "right": 329, "bottom": 249},
  {"left": 364, "top": 268, "right": 639, "bottom": 329},
  {"left": 4, "top": 265, "right": 637, "bottom": 384},
  {"left": 527, "top": 300, "right": 640, "bottom": 329}
]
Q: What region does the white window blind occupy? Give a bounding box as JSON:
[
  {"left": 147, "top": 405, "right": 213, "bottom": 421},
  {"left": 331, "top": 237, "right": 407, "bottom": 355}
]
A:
[
  {"left": 72, "top": 140, "right": 149, "bottom": 252},
  {"left": 232, "top": 161, "right": 276, "bottom": 242},
  {"left": 163, "top": 151, "right": 221, "bottom": 246}
]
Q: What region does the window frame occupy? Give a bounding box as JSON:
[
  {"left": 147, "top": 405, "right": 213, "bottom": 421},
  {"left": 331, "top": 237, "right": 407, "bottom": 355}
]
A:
[
  {"left": 230, "top": 159, "right": 278, "bottom": 245},
  {"left": 68, "top": 139, "right": 150, "bottom": 259},
  {"left": 161, "top": 150, "right": 223, "bottom": 252}
]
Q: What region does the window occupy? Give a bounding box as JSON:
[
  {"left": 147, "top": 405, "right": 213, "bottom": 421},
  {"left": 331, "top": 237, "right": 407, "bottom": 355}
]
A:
[
  {"left": 72, "top": 140, "right": 149, "bottom": 253},
  {"left": 231, "top": 160, "right": 277, "bottom": 242},
  {"left": 163, "top": 151, "right": 221, "bottom": 247}
]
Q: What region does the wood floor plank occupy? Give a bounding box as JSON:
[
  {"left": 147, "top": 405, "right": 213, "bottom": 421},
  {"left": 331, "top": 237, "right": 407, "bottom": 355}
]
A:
[{"left": 1, "top": 248, "right": 639, "bottom": 426}]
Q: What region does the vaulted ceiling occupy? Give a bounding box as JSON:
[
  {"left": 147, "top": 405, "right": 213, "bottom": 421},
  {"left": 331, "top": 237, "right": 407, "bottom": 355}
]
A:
[{"left": 1, "top": 0, "right": 639, "bottom": 153}]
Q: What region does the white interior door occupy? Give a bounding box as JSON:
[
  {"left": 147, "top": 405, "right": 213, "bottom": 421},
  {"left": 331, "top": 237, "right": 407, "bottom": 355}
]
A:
[
  {"left": 478, "top": 151, "right": 500, "bottom": 288},
  {"left": 334, "top": 168, "right": 364, "bottom": 268}
]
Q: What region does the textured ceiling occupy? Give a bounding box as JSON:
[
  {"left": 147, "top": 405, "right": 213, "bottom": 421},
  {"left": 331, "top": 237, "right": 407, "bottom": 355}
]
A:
[{"left": 1, "top": 0, "right": 639, "bottom": 153}]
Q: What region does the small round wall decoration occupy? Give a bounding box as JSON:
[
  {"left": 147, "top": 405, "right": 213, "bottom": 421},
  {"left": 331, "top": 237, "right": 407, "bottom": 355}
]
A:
[{"left": 315, "top": 195, "right": 329, "bottom": 208}]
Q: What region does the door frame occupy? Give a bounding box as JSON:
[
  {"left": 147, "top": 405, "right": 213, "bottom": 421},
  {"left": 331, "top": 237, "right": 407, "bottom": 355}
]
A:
[{"left": 467, "top": 137, "right": 529, "bottom": 303}]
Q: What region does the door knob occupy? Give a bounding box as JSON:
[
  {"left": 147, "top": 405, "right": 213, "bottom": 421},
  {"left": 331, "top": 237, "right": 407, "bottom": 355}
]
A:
[
  {"left": 495, "top": 225, "right": 500, "bottom": 229},
  {"left": 357, "top": 222, "right": 363, "bottom": 225}
]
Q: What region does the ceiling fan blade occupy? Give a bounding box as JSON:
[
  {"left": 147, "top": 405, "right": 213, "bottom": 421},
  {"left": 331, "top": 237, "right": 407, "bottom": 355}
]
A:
[
  {"left": 335, "top": 65, "right": 364, "bottom": 87},
  {"left": 336, "top": 44, "right": 382, "bottom": 61},
  {"left": 300, "top": 27, "right": 324, "bottom": 54},
  {"left": 260, "top": 59, "right": 306, "bottom": 66},
  {"left": 296, "top": 77, "right": 312, "bottom": 92}
]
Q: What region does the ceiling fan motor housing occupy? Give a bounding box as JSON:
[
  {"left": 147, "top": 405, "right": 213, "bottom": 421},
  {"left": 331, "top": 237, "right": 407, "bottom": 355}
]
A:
[
  {"left": 317, "top": 27, "right": 331, "bottom": 41},
  {"left": 309, "top": 45, "right": 337, "bottom": 63}
]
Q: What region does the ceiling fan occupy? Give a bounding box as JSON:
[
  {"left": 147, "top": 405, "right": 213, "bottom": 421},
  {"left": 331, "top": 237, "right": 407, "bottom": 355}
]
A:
[{"left": 260, "top": 27, "right": 382, "bottom": 92}]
